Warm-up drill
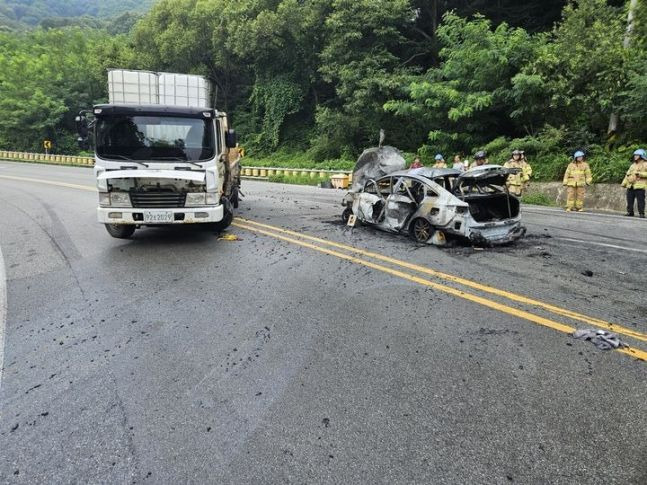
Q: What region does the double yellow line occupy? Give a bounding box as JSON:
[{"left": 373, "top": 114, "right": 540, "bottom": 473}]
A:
[
  {"left": 2, "top": 173, "right": 644, "bottom": 362},
  {"left": 233, "top": 217, "right": 647, "bottom": 363}
]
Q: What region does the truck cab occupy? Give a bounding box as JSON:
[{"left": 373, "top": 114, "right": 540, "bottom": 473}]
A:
[{"left": 77, "top": 70, "right": 240, "bottom": 239}]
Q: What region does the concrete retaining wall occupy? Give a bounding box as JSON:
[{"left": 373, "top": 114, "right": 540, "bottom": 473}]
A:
[{"left": 526, "top": 182, "right": 629, "bottom": 213}]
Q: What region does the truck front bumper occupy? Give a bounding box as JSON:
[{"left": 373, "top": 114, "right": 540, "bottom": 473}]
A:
[{"left": 97, "top": 205, "right": 224, "bottom": 225}]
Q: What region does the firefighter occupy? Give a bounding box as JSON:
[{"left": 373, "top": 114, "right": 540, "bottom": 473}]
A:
[
  {"left": 433, "top": 154, "right": 447, "bottom": 169},
  {"left": 562, "top": 151, "right": 592, "bottom": 212},
  {"left": 503, "top": 150, "right": 527, "bottom": 196},
  {"left": 410, "top": 156, "right": 423, "bottom": 169},
  {"left": 469, "top": 150, "right": 488, "bottom": 169},
  {"left": 520, "top": 150, "right": 532, "bottom": 190},
  {"left": 621, "top": 148, "right": 647, "bottom": 218}
]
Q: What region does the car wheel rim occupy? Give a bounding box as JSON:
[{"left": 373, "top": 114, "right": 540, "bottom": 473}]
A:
[{"left": 414, "top": 220, "right": 430, "bottom": 241}]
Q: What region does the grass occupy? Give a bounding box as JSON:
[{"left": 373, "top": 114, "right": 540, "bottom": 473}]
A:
[{"left": 521, "top": 192, "right": 558, "bottom": 207}]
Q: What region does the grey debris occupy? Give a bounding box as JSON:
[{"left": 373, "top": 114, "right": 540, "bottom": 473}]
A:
[{"left": 572, "top": 329, "right": 627, "bottom": 351}]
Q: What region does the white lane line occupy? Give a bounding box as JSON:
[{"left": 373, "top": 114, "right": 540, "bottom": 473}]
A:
[
  {"left": 0, "top": 243, "right": 6, "bottom": 405},
  {"left": 555, "top": 236, "right": 647, "bottom": 255}
]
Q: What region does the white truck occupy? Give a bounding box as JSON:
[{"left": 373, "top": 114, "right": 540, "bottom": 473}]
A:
[{"left": 76, "top": 69, "right": 241, "bottom": 239}]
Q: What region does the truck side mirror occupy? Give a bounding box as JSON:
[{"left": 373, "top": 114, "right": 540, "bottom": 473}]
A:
[
  {"left": 76, "top": 115, "right": 89, "bottom": 140},
  {"left": 225, "top": 129, "right": 237, "bottom": 149}
]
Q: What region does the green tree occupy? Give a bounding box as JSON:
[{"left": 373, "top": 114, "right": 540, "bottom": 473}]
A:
[{"left": 386, "top": 12, "right": 539, "bottom": 155}]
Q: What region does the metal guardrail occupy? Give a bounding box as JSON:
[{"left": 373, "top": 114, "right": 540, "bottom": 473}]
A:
[{"left": 0, "top": 150, "right": 94, "bottom": 166}]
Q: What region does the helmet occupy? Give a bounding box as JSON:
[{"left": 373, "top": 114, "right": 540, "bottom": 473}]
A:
[
  {"left": 633, "top": 149, "right": 647, "bottom": 160},
  {"left": 573, "top": 150, "right": 585, "bottom": 159},
  {"left": 512, "top": 149, "right": 522, "bottom": 156},
  {"left": 435, "top": 154, "right": 444, "bottom": 161},
  {"left": 474, "top": 150, "right": 487, "bottom": 159}
]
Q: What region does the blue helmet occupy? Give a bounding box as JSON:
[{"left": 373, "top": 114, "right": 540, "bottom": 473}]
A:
[
  {"left": 633, "top": 149, "right": 647, "bottom": 160},
  {"left": 435, "top": 154, "right": 444, "bottom": 161},
  {"left": 573, "top": 150, "right": 585, "bottom": 159}
]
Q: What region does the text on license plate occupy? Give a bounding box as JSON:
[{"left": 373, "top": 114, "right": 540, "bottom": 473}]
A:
[{"left": 143, "top": 211, "right": 174, "bottom": 223}]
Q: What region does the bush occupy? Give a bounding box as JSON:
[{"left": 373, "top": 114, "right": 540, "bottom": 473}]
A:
[
  {"left": 267, "top": 174, "right": 330, "bottom": 186},
  {"left": 243, "top": 149, "right": 354, "bottom": 171}
]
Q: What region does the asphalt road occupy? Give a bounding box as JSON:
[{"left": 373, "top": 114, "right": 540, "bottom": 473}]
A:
[{"left": 0, "top": 161, "right": 646, "bottom": 484}]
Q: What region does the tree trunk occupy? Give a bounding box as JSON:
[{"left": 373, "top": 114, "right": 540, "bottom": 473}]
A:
[
  {"left": 431, "top": 0, "right": 438, "bottom": 36},
  {"left": 608, "top": 0, "right": 639, "bottom": 134}
]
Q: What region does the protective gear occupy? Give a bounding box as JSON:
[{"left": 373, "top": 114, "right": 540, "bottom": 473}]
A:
[
  {"left": 432, "top": 154, "right": 447, "bottom": 169},
  {"left": 512, "top": 150, "right": 522, "bottom": 156},
  {"left": 573, "top": 150, "right": 585, "bottom": 159},
  {"left": 503, "top": 158, "right": 528, "bottom": 196},
  {"left": 622, "top": 158, "right": 647, "bottom": 216},
  {"left": 563, "top": 158, "right": 592, "bottom": 210},
  {"left": 469, "top": 151, "right": 488, "bottom": 169},
  {"left": 633, "top": 148, "right": 647, "bottom": 160},
  {"left": 621, "top": 159, "right": 647, "bottom": 190}
]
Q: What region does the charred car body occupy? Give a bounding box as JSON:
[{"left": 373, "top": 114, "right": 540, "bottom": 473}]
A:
[{"left": 342, "top": 147, "right": 526, "bottom": 245}]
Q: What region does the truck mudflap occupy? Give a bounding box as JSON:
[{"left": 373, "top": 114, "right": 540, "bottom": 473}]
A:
[{"left": 469, "top": 224, "right": 526, "bottom": 246}]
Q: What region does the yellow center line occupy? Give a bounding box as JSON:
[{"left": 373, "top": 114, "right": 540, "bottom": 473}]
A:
[
  {"left": 3, "top": 174, "right": 643, "bottom": 355},
  {"left": 0, "top": 175, "right": 96, "bottom": 192},
  {"left": 236, "top": 217, "right": 647, "bottom": 344},
  {"left": 233, "top": 221, "right": 647, "bottom": 363}
]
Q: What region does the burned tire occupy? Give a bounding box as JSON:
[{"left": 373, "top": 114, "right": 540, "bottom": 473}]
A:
[
  {"left": 341, "top": 207, "right": 353, "bottom": 224},
  {"left": 104, "top": 224, "right": 136, "bottom": 239},
  {"left": 411, "top": 218, "right": 434, "bottom": 243}
]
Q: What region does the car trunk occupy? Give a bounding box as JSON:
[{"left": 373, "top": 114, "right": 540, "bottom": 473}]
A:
[
  {"left": 453, "top": 166, "right": 523, "bottom": 222},
  {"left": 461, "top": 193, "right": 520, "bottom": 222}
]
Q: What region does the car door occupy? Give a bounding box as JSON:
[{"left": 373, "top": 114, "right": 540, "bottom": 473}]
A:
[
  {"left": 384, "top": 177, "right": 418, "bottom": 232},
  {"left": 353, "top": 179, "right": 389, "bottom": 224}
]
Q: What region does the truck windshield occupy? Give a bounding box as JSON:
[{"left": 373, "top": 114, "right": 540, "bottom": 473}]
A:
[{"left": 96, "top": 115, "right": 215, "bottom": 162}]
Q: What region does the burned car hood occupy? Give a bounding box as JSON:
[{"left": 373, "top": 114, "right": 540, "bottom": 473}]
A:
[
  {"left": 351, "top": 146, "right": 406, "bottom": 192},
  {"left": 97, "top": 169, "right": 206, "bottom": 183},
  {"left": 457, "top": 165, "right": 519, "bottom": 186}
]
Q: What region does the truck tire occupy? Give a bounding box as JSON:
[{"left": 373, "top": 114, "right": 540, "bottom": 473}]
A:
[
  {"left": 105, "top": 224, "right": 136, "bottom": 239},
  {"left": 212, "top": 197, "right": 234, "bottom": 232}
]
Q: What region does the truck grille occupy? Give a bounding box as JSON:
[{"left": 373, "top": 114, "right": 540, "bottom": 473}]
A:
[{"left": 129, "top": 191, "right": 186, "bottom": 208}]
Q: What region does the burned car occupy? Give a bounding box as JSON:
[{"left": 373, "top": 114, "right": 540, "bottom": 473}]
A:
[{"left": 341, "top": 153, "right": 526, "bottom": 245}]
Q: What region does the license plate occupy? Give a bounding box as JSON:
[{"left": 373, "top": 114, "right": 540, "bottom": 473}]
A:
[{"left": 143, "top": 211, "right": 174, "bottom": 223}]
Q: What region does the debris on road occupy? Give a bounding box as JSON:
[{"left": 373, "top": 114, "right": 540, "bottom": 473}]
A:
[
  {"left": 218, "top": 233, "right": 241, "bottom": 241},
  {"left": 581, "top": 270, "right": 594, "bottom": 277},
  {"left": 572, "top": 329, "right": 627, "bottom": 351}
]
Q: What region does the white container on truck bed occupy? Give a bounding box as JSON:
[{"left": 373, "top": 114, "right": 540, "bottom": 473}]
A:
[
  {"left": 108, "top": 69, "right": 159, "bottom": 105},
  {"left": 107, "top": 69, "right": 210, "bottom": 108},
  {"left": 159, "top": 73, "right": 210, "bottom": 108}
]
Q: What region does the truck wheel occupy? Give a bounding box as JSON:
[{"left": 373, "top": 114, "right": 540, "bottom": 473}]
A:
[
  {"left": 212, "top": 197, "right": 234, "bottom": 232},
  {"left": 410, "top": 218, "right": 433, "bottom": 243},
  {"left": 105, "top": 224, "right": 136, "bottom": 239}
]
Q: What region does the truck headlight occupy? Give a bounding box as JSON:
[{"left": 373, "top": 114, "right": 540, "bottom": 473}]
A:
[
  {"left": 186, "top": 192, "right": 218, "bottom": 206},
  {"left": 110, "top": 192, "right": 132, "bottom": 208},
  {"left": 186, "top": 193, "right": 207, "bottom": 206}
]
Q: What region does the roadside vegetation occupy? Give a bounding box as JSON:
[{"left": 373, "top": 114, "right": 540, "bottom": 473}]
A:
[{"left": 0, "top": 0, "right": 646, "bottom": 183}]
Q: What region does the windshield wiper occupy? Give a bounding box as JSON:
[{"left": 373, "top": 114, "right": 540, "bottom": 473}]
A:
[
  {"left": 103, "top": 154, "right": 149, "bottom": 168},
  {"left": 149, "top": 156, "right": 203, "bottom": 168}
]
